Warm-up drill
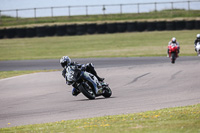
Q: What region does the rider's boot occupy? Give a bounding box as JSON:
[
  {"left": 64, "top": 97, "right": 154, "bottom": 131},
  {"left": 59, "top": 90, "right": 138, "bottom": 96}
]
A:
[
  {"left": 176, "top": 53, "right": 179, "bottom": 57},
  {"left": 91, "top": 68, "right": 105, "bottom": 81},
  {"left": 96, "top": 75, "right": 105, "bottom": 82},
  {"left": 87, "top": 63, "right": 104, "bottom": 81},
  {"left": 167, "top": 49, "right": 169, "bottom": 57},
  {"left": 176, "top": 49, "right": 180, "bottom": 57},
  {"left": 72, "top": 88, "right": 80, "bottom": 96}
]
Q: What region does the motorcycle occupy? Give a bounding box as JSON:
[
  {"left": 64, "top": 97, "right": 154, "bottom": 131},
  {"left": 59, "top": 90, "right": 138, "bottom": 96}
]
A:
[
  {"left": 65, "top": 64, "right": 112, "bottom": 100},
  {"left": 195, "top": 42, "right": 200, "bottom": 56},
  {"left": 168, "top": 43, "right": 179, "bottom": 64}
]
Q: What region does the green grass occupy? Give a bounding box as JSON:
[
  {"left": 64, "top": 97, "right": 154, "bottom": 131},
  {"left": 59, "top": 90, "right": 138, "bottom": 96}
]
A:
[
  {"left": 1, "top": 104, "right": 199, "bottom": 132},
  {"left": 0, "top": 70, "right": 59, "bottom": 79},
  {"left": 0, "top": 30, "right": 199, "bottom": 61},
  {"left": 1, "top": 9, "right": 199, "bottom": 132},
  {"left": 1, "top": 9, "right": 200, "bottom": 27}
]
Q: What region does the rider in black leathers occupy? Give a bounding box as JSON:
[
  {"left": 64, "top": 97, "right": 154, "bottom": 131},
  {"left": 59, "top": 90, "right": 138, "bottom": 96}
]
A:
[
  {"left": 60, "top": 56, "right": 104, "bottom": 96},
  {"left": 194, "top": 34, "right": 200, "bottom": 52}
]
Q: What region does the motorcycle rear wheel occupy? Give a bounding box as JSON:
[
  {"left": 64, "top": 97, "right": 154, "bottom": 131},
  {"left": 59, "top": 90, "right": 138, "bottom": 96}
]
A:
[{"left": 102, "top": 86, "right": 112, "bottom": 98}]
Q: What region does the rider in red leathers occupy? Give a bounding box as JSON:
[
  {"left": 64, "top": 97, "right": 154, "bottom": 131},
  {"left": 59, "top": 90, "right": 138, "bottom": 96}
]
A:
[{"left": 167, "top": 37, "right": 180, "bottom": 57}]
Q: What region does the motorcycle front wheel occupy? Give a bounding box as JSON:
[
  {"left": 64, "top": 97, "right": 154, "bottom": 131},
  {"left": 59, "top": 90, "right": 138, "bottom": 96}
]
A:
[
  {"left": 79, "top": 82, "right": 96, "bottom": 100},
  {"left": 171, "top": 53, "right": 176, "bottom": 64}
]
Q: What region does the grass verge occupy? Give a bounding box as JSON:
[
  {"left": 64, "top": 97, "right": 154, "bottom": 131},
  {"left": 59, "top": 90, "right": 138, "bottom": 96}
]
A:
[
  {"left": 1, "top": 9, "right": 200, "bottom": 27},
  {"left": 0, "top": 30, "right": 199, "bottom": 61},
  {"left": 1, "top": 104, "right": 199, "bottom": 132},
  {"left": 0, "top": 70, "right": 59, "bottom": 79}
]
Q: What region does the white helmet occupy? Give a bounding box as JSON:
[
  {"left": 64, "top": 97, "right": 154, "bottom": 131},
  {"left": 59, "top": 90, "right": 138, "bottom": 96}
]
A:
[
  {"left": 60, "top": 56, "right": 71, "bottom": 68},
  {"left": 197, "top": 34, "right": 200, "bottom": 39},
  {"left": 171, "top": 37, "right": 176, "bottom": 43}
]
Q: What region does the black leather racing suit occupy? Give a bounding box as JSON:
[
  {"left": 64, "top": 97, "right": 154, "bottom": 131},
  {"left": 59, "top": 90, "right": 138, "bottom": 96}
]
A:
[
  {"left": 194, "top": 38, "right": 200, "bottom": 52},
  {"left": 62, "top": 62, "right": 104, "bottom": 96}
]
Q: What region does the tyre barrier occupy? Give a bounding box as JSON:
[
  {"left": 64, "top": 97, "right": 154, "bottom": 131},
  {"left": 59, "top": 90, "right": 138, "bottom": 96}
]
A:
[
  {"left": 126, "top": 22, "right": 137, "bottom": 32},
  {"left": 117, "top": 22, "right": 127, "bottom": 32},
  {"left": 76, "top": 24, "right": 87, "bottom": 35},
  {"left": 5, "top": 28, "right": 16, "bottom": 38},
  {"left": 56, "top": 25, "right": 67, "bottom": 36},
  {"left": 166, "top": 21, "right": 176, "bottom": 30},
  {"left": 0, "top": 20, "right": 199, "bottom": 39},
  {"left": 36, "top": 26, "right": 47, "bottom": 37},
  {"left": 195, "top": 20, "right": 200, "bottom": 29},
  {"left": 146, "top": 21, "right": 156, "bottom": 31},
  {"left": 67, "top": 24, "right": 77, "bottom": 35},
  {"left": 97, "top": 23, "right": 107, "bottom": 34},
  {"left": 87, "top": 23, "right": 97, "bottom": 34},
  {"left": 107, "top": 23, "right": 117, "bottom": 33},
  {"left": 46, "top": 25, "right": 56, "bottom": 36},
  {"left": 137, "top": 22, "right": 146, "bottom": 32},
  {"left": 175, "top": 20, "right": 185, "bottom": 30},
  {"left": 0, "top": 29, "right": 5, "bottom": 39},
  {"left": 185, "top": 20, "right": 195, "bottom": 30},
  {"left": 16, "top": 28, "right": 26, "bottom": 38},
  {"left": 156, "top": 21, "right": 166, "bottom": 31},
  {"left": 26, "top": 27, "right": 36, "bottom": 37}
]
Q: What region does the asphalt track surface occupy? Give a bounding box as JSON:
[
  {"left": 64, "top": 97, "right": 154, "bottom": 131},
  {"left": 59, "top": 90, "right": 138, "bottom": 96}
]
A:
[{"left": 0, "top": 57, "right": 200, "bottom": 128}]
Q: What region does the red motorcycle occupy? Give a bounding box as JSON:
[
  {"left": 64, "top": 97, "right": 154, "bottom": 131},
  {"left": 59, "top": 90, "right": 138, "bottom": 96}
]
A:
[{"left": 168, "top": 43, "right": 179, "bottom": 64}]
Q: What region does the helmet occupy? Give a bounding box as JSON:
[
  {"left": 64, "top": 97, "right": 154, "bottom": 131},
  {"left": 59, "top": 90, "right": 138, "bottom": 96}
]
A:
[
  {"left": 197, "top": 34, "right": 200, "bottom": 39},
  {"left": 171, "top": 37, "right": 176, "bottom": 43},
  {"left": 60, "top": 56, "right": 71, "bottom": 68}
]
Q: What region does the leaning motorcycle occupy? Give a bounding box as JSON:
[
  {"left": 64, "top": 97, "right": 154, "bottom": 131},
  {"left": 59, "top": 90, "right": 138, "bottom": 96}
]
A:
[
  {"left": 168, "top": 43, "right": 179, "bottom": 64},
  {"left": 195, "top": 42, "right": 200, "bottom": 56},
  {"left": 65, "top": 64, "right": 112, "bottom": 100}
]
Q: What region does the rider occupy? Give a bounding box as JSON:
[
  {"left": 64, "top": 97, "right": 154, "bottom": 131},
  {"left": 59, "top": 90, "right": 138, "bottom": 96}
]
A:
[
  {"left": 60, "top": 56, "right": 104, "bottom": 96},
  {"left": 167, "top": 37, "right": 180, "bottom": 57},
  {"left": 194, "top": 34, "right": 200, "bottom": 52}
]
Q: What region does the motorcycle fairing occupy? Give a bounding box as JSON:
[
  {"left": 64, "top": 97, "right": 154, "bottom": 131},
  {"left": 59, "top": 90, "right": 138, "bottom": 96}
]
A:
[
  {"left": 168, "top": 43, "right": 179, "bottom": 58},
  {"left": 196, "top": 42, "right": 200, "bottom": 56},
  {"left": 81, "top": 71, "right": 103, "bottom": 95}
]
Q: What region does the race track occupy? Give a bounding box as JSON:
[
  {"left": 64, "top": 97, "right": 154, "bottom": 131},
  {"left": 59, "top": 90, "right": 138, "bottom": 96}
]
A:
[{"left": 0, "top": 57, "right": 200, "bottom": 128}]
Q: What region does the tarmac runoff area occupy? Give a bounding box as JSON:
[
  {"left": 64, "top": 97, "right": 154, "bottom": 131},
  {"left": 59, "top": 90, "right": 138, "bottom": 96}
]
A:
[{"left": 0, "top": 57, "right": 200, "bottom": 128}]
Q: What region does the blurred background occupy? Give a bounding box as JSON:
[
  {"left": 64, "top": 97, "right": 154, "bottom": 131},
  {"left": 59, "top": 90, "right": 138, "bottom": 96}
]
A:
[{"left": 0, "top": 0, "right": 199, "bottom": 18}]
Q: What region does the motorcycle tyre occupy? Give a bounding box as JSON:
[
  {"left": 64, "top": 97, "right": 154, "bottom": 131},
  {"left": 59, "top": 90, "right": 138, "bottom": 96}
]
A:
[
  {"left": 102, "top": 86, "right": 112, "bottom": 98},
  {"left": 79, "top": 82, "right": 96, "bottom": 100},
  {"left": 171, "top": 53, "right": 176, "bottom": 64}
]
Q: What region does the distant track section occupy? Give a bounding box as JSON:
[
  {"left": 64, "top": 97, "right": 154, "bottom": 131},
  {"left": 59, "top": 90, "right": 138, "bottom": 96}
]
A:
[{"left": 0, "top": 56, "right": 199, "bottom": 71}]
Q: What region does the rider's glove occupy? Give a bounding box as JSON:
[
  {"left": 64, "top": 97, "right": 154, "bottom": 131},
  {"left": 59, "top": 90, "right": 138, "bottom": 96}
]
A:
[
  {"left": 81, "top": 65, "right": 86, "bottom": 71},
  {"left": 62, "top": 69, "right": 66, "bottom": 78},
  {"left": 66, "top": 81, "right": 72, "bottom": 85}
]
